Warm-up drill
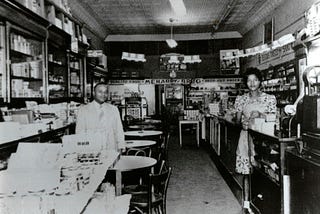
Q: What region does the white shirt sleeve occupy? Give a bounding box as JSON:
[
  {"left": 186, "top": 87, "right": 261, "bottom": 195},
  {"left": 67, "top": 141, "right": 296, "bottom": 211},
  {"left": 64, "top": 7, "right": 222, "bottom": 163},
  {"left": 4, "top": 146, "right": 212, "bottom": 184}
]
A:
[{"left": 113, "top": 106, "right": 125, "bottom": 150}]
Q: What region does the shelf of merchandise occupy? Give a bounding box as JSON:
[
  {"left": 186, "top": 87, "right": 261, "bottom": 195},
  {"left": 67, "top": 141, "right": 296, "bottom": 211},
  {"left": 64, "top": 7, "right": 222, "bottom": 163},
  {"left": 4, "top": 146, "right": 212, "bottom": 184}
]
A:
[
  {"left": 68, "top": 50, "right": 86, "bottom": 101},
  {"left": 261, "top": 60, "right": 298, "bottom": 108},
  {"left": 86, "top": 62, "right": 108, "bottom": 100},
  {"left": 7, "top": 23, "right": 45, "bottom": 103}
]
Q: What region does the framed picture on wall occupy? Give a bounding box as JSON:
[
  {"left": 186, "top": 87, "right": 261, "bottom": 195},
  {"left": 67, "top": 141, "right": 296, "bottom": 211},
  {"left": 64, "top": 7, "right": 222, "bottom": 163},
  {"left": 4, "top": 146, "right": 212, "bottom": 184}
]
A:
[
  {"left": 264, "top": 19, "right": 274, "bottom": 44},
  {"left": 220, "top": 49, "right": 240, "bottom": 74}
]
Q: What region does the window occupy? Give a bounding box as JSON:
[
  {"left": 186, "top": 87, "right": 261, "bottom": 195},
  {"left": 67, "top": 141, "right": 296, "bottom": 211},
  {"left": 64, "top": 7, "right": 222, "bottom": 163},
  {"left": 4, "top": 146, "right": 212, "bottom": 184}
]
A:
[{"left": 264, "top": 19, "right": 274, "bottom": 44}]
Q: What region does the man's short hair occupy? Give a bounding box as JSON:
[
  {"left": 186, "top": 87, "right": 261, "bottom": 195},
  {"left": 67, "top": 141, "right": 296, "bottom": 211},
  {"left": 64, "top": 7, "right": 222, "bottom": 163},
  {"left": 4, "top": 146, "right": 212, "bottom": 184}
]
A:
[{"left": 93, "top": 82, "right": 108, "bottom": 92}]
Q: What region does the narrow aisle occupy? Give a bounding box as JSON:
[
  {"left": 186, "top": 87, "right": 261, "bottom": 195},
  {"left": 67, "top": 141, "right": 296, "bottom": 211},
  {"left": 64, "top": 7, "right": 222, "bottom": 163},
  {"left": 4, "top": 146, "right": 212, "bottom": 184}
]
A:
[{"left": 166, "top": 133, "right": 242, "bottom": 214}]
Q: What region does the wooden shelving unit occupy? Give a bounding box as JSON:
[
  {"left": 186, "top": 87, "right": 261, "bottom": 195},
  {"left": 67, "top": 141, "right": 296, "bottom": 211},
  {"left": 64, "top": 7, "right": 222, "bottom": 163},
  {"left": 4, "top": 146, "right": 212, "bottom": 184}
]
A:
[{"left": 0, "top": 0, "right": 89, "bottom": 104}]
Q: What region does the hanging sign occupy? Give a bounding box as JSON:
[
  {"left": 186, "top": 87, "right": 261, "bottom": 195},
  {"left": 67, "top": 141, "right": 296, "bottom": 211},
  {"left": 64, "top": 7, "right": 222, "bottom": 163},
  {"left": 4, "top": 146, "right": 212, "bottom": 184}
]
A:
[
  {"left": 258, "top": 43, "right": 294, "bottom": 65},
  {"left": 108, "top": 78, "right": 242, "bottom": 85},
  {"left": 87, "top": 50, "right": 103, "bottom": 57}
]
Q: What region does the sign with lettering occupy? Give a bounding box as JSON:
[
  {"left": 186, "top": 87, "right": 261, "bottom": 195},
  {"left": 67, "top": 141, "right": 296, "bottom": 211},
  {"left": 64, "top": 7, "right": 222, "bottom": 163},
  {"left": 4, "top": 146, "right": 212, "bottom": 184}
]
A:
[
  {"left": 258, "top": 43, "right": 294, "bottom": 65},
  {"left": 108, "top": 78, "right": 242, "bottom": 85},
  {"left": 87, "top": 50, "right": 103, "bottom": 57}
]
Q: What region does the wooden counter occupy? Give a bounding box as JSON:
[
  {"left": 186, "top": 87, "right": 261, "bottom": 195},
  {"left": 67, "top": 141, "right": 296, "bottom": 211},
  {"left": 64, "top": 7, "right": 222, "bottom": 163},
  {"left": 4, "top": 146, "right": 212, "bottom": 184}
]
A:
[{"left": 205, "top": 115, "right": 296, "bottom": 214}]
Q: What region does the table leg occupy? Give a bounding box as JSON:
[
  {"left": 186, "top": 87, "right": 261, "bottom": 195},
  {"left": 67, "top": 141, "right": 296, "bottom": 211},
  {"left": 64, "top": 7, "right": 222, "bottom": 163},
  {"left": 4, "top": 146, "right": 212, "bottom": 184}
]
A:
[
  {"left": 197, "top": 122, "right": 199, "bottom": 147},
  {"left": 179, "top": 122, "right": 182, "bottom": 147},
  {"left": 115, "top": 170, "right": 122, "bottom": 196}
]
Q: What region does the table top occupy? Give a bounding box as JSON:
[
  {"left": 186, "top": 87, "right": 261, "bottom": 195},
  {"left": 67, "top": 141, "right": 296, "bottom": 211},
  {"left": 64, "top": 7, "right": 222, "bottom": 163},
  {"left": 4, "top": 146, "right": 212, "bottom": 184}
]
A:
[
  {"left": 125, "top": 140, "right": 157, "bottom": 148},
  {"left": 128, "top": 124, "right": 156, "bottom": 130},
  {"left": 124, "top": 130, "right": 163, "bottom": 137},
  {"left": 112, "top": 155, "right": 157, "bottom": 172},
  {"left": 179, "top": 120, "right": 200, "bottom": 124},
  {"left": 135, "top": 119, "right": 162, "bottom": 125}
]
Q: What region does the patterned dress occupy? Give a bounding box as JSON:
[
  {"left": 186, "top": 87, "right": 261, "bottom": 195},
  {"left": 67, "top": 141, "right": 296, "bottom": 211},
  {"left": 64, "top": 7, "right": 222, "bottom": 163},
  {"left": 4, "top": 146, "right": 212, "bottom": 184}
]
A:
[{"left": 234, "top": 92, "right": 276, "bottom": 174}]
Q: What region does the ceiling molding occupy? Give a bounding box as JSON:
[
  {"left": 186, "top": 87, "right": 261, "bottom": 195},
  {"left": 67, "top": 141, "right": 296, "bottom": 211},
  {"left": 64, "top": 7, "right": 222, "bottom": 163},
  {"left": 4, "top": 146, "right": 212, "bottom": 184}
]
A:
[
  {"left": 105, "top": 31, "right": 242, "bottom": 42},
  {"left": 68, "top": 0, "right": 108, "bottom": 40},
  {"left": 239, "top": 0, "right": 285, "bottom": 34}
]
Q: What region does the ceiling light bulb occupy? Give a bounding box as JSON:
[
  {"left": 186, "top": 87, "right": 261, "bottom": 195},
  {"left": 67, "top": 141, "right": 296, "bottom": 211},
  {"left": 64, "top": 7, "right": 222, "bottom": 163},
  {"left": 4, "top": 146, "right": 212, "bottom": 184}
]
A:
[
  {"left": 169, "top": 0, "right": 187, "bottom": 16},
  {"left": 166, "top": 39, "right": 178, "bottom": 48}
]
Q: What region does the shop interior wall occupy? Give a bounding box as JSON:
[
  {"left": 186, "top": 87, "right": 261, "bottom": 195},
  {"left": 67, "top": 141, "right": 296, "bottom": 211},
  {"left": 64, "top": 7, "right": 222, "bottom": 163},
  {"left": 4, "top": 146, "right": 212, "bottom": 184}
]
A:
[
  {"left": 105, "top": 38, "right": 242, "bottom": 79},
  {"left": 242, "top": 0, "right": 319, "bottom": 69}
]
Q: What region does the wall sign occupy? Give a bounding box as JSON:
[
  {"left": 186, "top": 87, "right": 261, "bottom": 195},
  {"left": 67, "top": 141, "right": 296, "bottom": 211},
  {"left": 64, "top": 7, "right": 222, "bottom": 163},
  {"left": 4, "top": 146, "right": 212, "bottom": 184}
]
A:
[
  {"left": 258, "top": 43, "right": 294, "bottom": 65},
  {"left": 87, "top": 50, "right": 103, "bottom": 57},
  {"left": 108, "top": 78, "right": 242, "bottom": 85}
]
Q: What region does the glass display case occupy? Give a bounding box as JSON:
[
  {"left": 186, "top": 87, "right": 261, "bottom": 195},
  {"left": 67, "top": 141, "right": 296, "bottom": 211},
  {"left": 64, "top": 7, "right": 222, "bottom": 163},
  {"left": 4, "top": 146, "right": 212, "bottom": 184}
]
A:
[
  {"left": 69, "top": 53, "right": 83, "bottom": 99},
  {"left": 8, "top": 25, "right": 45, "bottom": 101},
  {"left": 261, "top": 60, "right": 298, "bottom": 107},
  {"left": 86, "top": 62, "right": 107, "bottom": 101},
  {"left": 48, "top": 43, "right": 68, "bottom": 100}
]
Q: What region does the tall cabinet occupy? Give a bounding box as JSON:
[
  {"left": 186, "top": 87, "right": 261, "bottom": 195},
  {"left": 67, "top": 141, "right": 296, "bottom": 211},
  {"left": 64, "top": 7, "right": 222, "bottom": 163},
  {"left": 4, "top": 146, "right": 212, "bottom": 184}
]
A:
[
  {"left": 47, "top": 26, "right": 70, "bottom": 103},
  {"left": 0, "top": 0, "right": 90, "bottom": 106}
]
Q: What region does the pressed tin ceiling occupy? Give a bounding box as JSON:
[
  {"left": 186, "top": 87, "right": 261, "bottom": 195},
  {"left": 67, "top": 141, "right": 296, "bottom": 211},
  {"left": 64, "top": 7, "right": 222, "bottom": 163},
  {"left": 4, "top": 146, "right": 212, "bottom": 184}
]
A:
[{"left": 70, "top": 0, "right": 284, "bottom": 38}]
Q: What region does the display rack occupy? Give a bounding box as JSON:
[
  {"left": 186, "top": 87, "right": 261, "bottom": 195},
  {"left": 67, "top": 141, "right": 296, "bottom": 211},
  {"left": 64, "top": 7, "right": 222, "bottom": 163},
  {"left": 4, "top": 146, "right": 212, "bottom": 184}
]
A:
[
  {"left": 46, "top": 23, "right": 70, "bottom": 103},
  {"left": 261, "top": 60, "right": 298, "bottom": 107},
  {"left": 7, "top": 22, "right": 46, "bottom": 105},
  {"left": 68, "top": 51, "right": 86, "bottom": 102},
  {"left": 86, "top": 62, "right": 108, "bottom": 101},
  {"left": 0, "top": 0, "right": 90, "bottom": 105}
]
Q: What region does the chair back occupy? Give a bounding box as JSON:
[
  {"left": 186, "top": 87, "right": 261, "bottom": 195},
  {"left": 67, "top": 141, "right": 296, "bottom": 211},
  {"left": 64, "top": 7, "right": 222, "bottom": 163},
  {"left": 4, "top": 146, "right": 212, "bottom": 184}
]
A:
[
  {"left": 126, "top": 147, "right": 152, "bottom": 157},
  {"left": 159, "top": 133, "right": 170, "bottom": 162},
  {"left": 153, "top": 160, "right": 167, "bottom": 174},
  {"left": 147, "top": 167, "right": 172, "bottom": 214}
]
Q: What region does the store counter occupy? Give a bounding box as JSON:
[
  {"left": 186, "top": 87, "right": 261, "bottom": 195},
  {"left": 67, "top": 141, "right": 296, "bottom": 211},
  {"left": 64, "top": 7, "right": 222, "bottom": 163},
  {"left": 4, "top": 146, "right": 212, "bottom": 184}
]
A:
[
  {"left": 205, "top": 114, "right": 296, "bottom": 214},
  {"left": 0, "top": 120, "right": 75, "bottom": 148},
  {"left": 0, "top": 150, "right": 125, "bottom": 214}
]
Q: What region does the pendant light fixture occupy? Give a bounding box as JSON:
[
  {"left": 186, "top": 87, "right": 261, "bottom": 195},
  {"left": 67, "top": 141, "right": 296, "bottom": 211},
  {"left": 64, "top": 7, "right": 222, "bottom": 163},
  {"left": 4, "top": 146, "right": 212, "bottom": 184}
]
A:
[{"left": 166, "top": 18, "right": 177, "bottom": 48}]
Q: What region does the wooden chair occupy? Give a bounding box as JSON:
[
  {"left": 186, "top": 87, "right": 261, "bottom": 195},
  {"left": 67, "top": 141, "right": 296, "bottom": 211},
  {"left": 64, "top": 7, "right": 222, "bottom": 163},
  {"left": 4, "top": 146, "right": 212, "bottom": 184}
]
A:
[
  {"left": 129, "top": 167, "right": 172, "bottom": 214},
  {"left": 159, "top": 133, "right": 170, "bottom": 163},
  {"left": 123, "top": 160, "right": 167, "bottom": 195},
  {"left": 126, "top": 147, "right": 152, "bottom": 157}
]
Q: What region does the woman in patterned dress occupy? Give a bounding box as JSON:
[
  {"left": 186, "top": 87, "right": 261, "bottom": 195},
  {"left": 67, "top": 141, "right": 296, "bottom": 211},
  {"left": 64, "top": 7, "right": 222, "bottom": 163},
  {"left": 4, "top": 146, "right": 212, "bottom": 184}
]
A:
[{"left": 234, "top": 68, "right": 277, "bottom": 211}]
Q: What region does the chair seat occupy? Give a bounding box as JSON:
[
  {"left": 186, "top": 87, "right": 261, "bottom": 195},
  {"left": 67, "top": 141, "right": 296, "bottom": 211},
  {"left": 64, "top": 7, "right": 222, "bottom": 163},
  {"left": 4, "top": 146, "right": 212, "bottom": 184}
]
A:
[
  {"left": 130, "top": 193, "right": 163, "bottom": 207},
  {"left": 123, "top": 184, "right": 148, "bottom": 194}
]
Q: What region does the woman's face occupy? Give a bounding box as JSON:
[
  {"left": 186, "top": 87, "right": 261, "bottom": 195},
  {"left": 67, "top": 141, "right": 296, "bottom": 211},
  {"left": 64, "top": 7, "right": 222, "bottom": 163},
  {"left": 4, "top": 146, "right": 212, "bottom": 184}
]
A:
[{"left": 247, "top": 74, "right": 261, "bottom": 92}]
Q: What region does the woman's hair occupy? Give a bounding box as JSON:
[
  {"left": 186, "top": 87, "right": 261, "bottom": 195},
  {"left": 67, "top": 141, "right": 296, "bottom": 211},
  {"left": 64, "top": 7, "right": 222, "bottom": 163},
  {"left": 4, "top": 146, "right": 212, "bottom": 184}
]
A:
[{"left": 243, "top": 67, "right": 263, "bottom": 83}]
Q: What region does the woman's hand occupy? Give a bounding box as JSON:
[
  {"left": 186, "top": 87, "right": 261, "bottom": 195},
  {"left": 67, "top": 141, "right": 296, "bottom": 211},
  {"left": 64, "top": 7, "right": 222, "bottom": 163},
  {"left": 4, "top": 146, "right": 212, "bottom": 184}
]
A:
[
  {"left": 250, "top": 111, "right": 261, "bottom": 119},
  {"left": 242, "top": 120, "right": 249, "bottom": 130}
]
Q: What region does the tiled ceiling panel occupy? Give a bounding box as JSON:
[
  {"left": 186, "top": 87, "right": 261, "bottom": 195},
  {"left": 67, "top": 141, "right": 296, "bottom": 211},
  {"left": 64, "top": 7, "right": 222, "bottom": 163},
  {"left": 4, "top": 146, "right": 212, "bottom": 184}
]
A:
[{"left": 74, "top": 0, "right": 281, "bottom": 35}]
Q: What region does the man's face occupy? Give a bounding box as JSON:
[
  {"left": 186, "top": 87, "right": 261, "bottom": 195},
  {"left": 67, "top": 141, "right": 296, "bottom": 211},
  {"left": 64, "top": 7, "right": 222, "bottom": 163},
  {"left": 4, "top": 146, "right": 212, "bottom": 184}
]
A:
[{"left": 94, "top": 84, "right": 108, "bottom": 104}]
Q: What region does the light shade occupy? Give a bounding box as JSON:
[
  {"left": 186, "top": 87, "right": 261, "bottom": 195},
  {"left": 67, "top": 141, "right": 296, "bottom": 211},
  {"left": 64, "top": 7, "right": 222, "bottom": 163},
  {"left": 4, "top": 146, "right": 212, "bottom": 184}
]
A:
[
  {"left": 121, "top": 52, "right": 130, "bottom": 60},
  {"left": 191, "top": 55, "right": 202, "bottom": 63},
  {"left": 121, "top": 52, "right": 146, "bottom": 62},
  {"left": 166, "top": 39, "right": 178, "bottom": 48},
  {"left": 169, "top": 0, "right": 187, "bottom": 16},
  {"left": 168, "top": 55, "right": 179, "bottom": 64},
  {"left": 182, "top": 55, "right": 192, "bottom": 63},
  {"left": 169, "top": 70, "right": 177, "bottom": 78}
]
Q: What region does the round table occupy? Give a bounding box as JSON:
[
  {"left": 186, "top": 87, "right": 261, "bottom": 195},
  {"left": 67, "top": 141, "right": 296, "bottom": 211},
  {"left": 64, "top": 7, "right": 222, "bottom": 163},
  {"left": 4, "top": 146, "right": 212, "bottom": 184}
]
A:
[
  {"left": 128, "top": 124, "right": 156, "bottom": 130},
  {"left": 135, "top": 119, "right": 162, "bottom": 125},
  {"left": 124, "top": 130, "right": 163, "bottom": 137},
  {"left": 125, "top": 140, "right": 157, "bottom": 148},
  {"left": 112, "top": 156, "right": 157, "bottom": 195}
]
